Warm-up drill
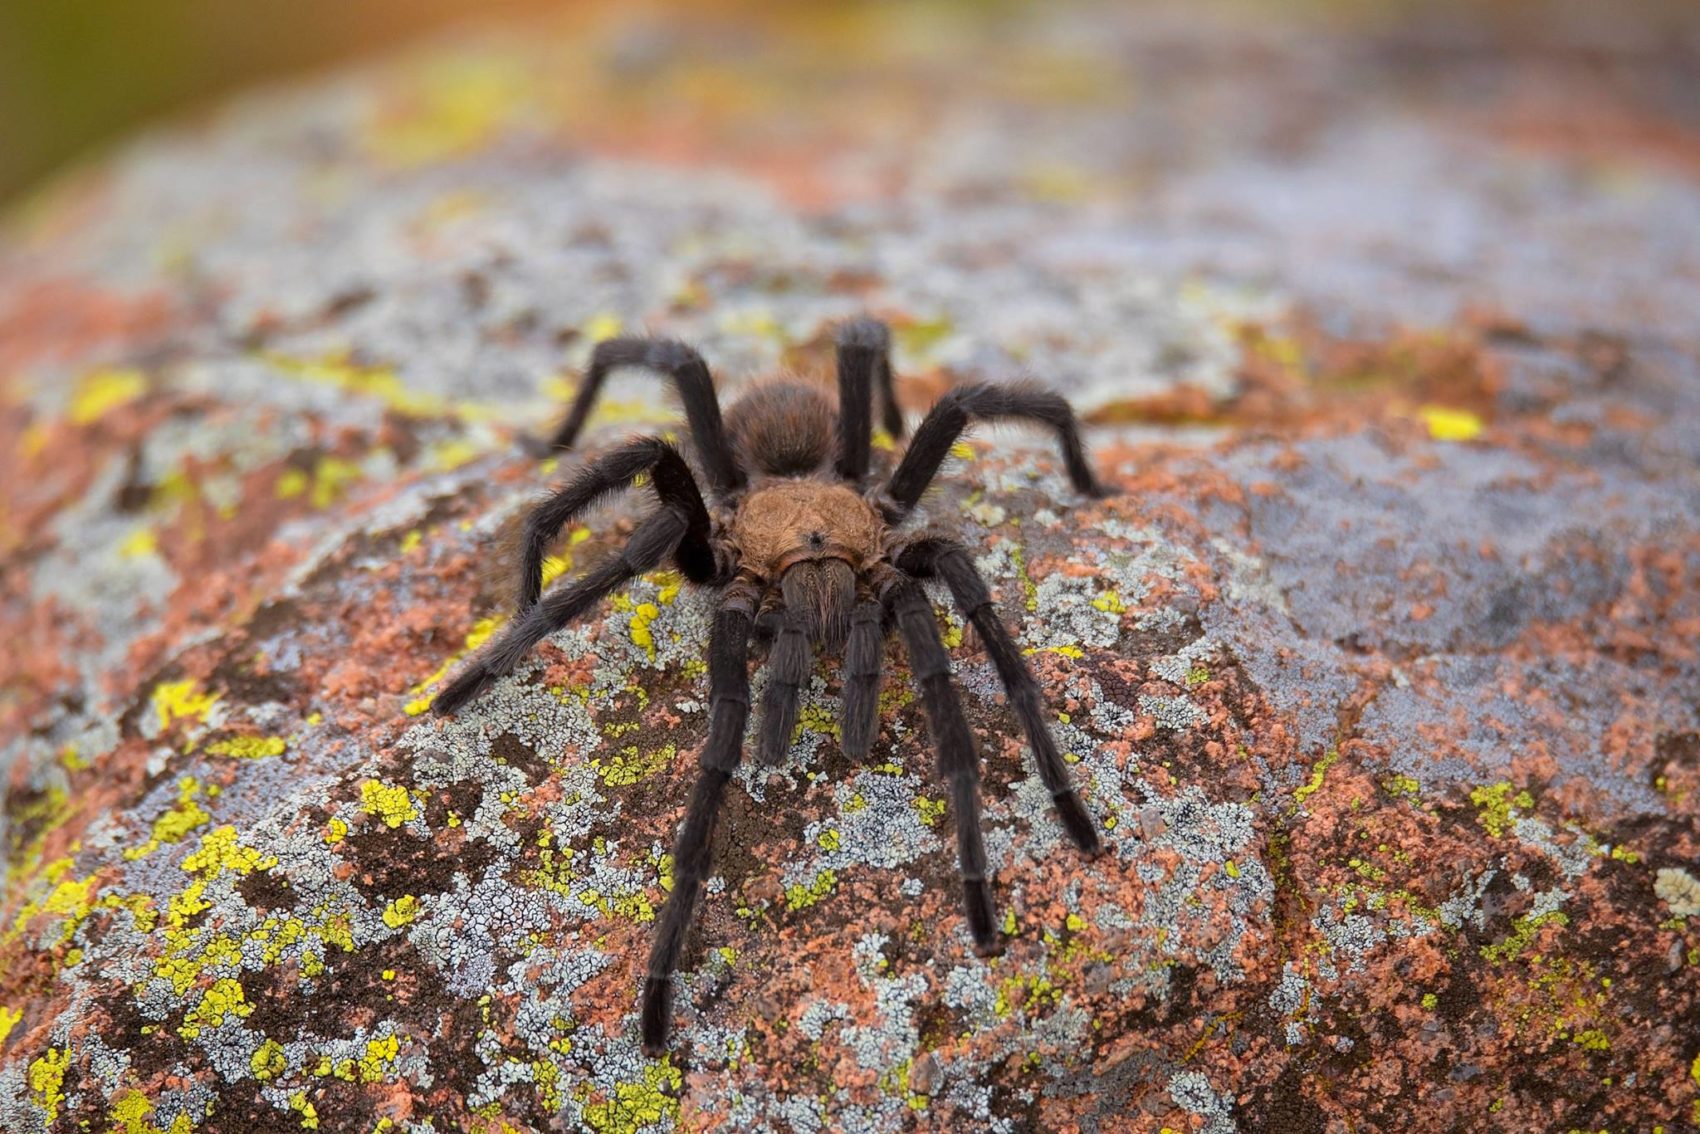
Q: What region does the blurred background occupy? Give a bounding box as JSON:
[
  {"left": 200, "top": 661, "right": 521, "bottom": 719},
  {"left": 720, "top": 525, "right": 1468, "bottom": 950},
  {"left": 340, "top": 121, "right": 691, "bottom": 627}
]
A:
[
  {"left": 4, "top": 0, "right": 1698, "bottom": 208},
  {"left": 0, "top": 0, "right": 562, "bottom": 205}
]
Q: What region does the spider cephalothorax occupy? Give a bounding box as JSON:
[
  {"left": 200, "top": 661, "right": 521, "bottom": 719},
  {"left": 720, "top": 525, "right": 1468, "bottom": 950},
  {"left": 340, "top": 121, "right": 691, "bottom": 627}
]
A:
[{"left": 431, "top": 318, "right": 1110, "bottom": 1055}]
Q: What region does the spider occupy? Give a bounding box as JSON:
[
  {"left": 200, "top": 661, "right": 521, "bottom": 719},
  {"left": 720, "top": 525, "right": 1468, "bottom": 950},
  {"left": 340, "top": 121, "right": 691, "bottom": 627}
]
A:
[{"left": 431, "top": 318, "right": 1110, "bottom": 1055}]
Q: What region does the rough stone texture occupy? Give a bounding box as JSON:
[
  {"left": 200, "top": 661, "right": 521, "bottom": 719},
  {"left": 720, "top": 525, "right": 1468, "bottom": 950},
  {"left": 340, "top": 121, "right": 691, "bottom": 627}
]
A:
[{"left": 2, "top": 2, "right": 1699, "bottom": 1131}]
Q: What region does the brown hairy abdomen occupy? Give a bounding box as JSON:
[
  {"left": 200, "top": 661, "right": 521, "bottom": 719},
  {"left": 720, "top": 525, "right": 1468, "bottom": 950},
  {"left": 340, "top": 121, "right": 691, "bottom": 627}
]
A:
[{"left": 726, "top": 382, "right": 836, "bottom": 477}]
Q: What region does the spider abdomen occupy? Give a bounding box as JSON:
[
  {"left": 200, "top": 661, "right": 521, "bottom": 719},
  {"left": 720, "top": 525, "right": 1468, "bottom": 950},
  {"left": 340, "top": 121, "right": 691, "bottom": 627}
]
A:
[{"left": 725, "top": 382, "right": 836, "bottom": 477}]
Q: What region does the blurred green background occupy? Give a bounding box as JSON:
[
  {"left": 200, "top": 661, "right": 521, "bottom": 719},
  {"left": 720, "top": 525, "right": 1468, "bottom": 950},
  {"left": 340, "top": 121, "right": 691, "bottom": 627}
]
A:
[
  {"left": 2, "top": 0, "right": 1694, "bottom": 208},
  {"left": 0, "top": 0, "right": 563, "bottom": 206}
]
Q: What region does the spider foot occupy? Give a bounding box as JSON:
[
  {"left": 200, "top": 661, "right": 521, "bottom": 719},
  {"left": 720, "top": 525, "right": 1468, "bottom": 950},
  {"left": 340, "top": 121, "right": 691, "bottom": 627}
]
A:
[
  {"left": 640, "top": 976, "right": 672, "bottom": 1058},
  {"left": 516, "top": 432, "right": 560, "bottom": 460},
  {"left": 432, "top": 664, "right": 494, "bottom": 716}
]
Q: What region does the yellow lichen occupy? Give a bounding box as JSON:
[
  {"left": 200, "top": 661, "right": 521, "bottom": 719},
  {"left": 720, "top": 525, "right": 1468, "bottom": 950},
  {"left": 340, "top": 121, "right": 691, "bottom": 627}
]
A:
[
  {"left": 0, "top": 1005, "right": 20, "bottom": 1045},
  {"left": 1382, "top": 774, "right": 1422, "bottom": 800},
  {"left": 1419, "top": 405, "right": 1484, "bottom": 442},
  {"left": 913, "top": 797, "right": 946, "bottom": 829},
  {"left": 627, "top": 601, "right": 662, "bottom": 660},
  {"left": 324, "top": 817, "right": 349, "bottom": 845},
  {"left": 15, "top": 867, "right": 97, "bottom": 943},
  {"left": 1292, "top": 747, "right": 1341, "bottom": 808},
  {"left": 360, "top": 781, "right": 421, "bottom": 828},
  {"left": 109, "top": 1089, "right": 189, "bottom": 1134},
  {"left": 28, "top": 1047, "right": 69, "bottom": 1123},
  {"left": 1023, "top": 644, "right": 1085, "bottom": 659},
  {"left": 359, "top": 1033, "right": 400, "bottom": 1082},
  {"left": 382, "top": 895, "right": 423, "bottom": 928},
  {"left": 1090, "top": 590, "right": 1127, "bottom": 614},
  {"left": 595, "top": 744, "right": 675, "bottom": 787},
  {"left": 276, "top": 468, "right": 310, "bottom": 499},
  {"left": 1571, "top": 1028, "right": 1610, "bottom": 1051},
  {"left": 69, "top": 368, "right": 148, "bottom": 424},
  {"left": 579, "top": 1058, "right": 682, "bottom": 1134},
  {"left": 289, "top": 1090, "right": 320, "bottom": 1129},
  {"left": 539, "top": 553, "right": 571, "bottom": 590},
  {"left": 431, "top": 439, "right": 484, "bottom": 471},
  {"left": 251, "top": 1038, "right": 287, "bottom": 1080},
  {"left": 205, "top": 735, "right": 287, "bottom": 759},
  {"left": 994, "top": 971, "right": 1061, "bottom": 1017},
  {"left": 269, "top": 353, "right": 457, "bottom": 420},
  {"left": 939, "top": 615, "right": 963, "bottom": 649},
  {"left": 153, "top": 779, "right": 212, "bottom": 842},
  {"left": 312, "top": 457, "right": 364, "bottom": 509},
  {"left": 119, "top": 527, "right": 159, "bottom": 559},
  {"left": 796, "top": 702, "right": 840, "bottom": 743},
  {"left": 1007, "top": 543, "right": 1038, "bottom": 612},
  {"left": 178, "top": 977, "right": 252, "bottom": 1038},
  {"left": 1470, "top": 781, "right": 1533, "bottom": 838},
  {"left": 182, "top": 826, "right": 278, "bottom": 879},
  {"left": 1481, "top": 910, "right": 1568, "bottom": 964},
  {"left": 153, "top": 680, "right": 219, "bottom": 731},
  {"left": 785, "top": 870, "right": 838, "bottom": 912}
]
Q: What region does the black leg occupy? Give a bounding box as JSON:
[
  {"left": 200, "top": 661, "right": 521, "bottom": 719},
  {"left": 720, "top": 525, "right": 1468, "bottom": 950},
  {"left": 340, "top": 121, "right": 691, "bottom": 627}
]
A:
[
  {"left": 756, "top": 607, "right": 813, "bottom": 766},
  {"left": 642, "top": 585, "right": 756, "bottom": 1056},
  {"left": 885, "top": 576, "right": 1000, "bottom": 956},
  {"left": 433, "top": 507, "right": 688, "bottom": 716},
  {"left": 517, "top": 437, "right": 718, "bottom": 613},
  {"left": 834, "top": 317, "right": 900, "bottom": 483},
  {"left": 876, "top": 339, "right": 904, "bottom": 442},
  {"left": 839, "top": 600, "right": 885, "bottom": 760},
  {"left": 883, "top": 381, "right": 1105, "bottom": 520},
  {"left": 897, "top": 539, "right": 1101, "bottom": 856},
  {"left": 545, "top": 338, "right": 745, "bottom": 497}
]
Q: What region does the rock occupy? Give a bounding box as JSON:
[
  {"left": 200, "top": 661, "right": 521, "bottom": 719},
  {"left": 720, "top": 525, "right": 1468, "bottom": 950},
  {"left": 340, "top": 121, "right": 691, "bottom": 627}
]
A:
[
  {"left": 2, "top": 2, "right": 1698, "bottom": 1132},
  {"left": 906, "top": 1051, "right": 941, "bottom": 1097}
]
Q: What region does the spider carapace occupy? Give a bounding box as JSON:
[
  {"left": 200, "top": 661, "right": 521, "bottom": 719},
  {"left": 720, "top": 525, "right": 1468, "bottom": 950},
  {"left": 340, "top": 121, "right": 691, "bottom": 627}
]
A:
[{"left": 431, "top": 318, "right": 1111, "bottom": 1055}]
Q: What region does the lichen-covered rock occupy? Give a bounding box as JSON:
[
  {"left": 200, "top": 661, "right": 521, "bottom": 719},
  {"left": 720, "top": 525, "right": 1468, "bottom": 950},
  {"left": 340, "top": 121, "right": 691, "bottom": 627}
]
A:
[{"left": 3, "top": 3, "right": 1699, "bottom": 1132}]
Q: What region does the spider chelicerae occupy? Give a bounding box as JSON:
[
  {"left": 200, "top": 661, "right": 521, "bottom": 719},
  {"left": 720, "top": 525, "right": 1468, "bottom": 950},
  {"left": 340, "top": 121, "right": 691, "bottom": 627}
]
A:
[{"left": 432, "top": 318, "right": 1109, "bottom": 1054}]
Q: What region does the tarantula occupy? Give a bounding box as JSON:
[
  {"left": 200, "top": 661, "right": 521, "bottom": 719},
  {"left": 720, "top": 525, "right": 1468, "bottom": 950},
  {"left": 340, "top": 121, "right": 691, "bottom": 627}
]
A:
[{"left": 431, "top": 319, "right": 1109, "bottom": 1055}]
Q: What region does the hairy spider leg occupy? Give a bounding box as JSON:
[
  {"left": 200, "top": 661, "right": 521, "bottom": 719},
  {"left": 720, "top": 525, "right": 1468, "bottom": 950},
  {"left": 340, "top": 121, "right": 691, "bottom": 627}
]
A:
[
  {"left": 898, "top": 539, "right": 1102, "bottom": 855},
  {"left": 875, "top": 334, "right": 904, "bottom": 442},
  {"left": 886, "top": 576, "right": 1002, "bottom": 956},
  {"left": 545, "top": 338, "right": 746, "bottom": 496},
  {"left": 755, "top": 606, "right": 813, "bottom": 766},
  {"left": 642, "top": 586, "right": 755, "bottom": 1055},
  {"left": 833, "top": 317, "right": 903, "bottom": 483},
  {"left": 432, "top": 506, "right": 688, "bottom": 716},
  {"left": 517, "top": 437, "right": 717, "bottom": 613},
  {"left": 883, "top": 381, "right": 1106, "bottom": 520},
  {"left": 839, "top": 600, "right": 886, "bottom": 760}
]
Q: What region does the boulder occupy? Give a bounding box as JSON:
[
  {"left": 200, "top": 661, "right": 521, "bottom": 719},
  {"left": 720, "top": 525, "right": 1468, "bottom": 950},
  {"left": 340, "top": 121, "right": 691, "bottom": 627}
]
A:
[{"left": 2, "top": 3, "right": 1697, "bottom": 1131}]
